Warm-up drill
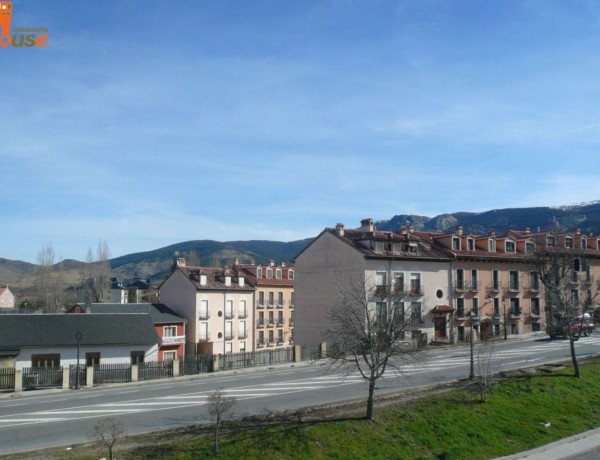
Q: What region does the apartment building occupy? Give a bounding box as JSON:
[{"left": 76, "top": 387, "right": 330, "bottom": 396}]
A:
[
  {"left": 294, "top": 219, "right": 453, "bottom": 348},
  {"left": 160, "top": 258, "right": 254, "bottom": 355},
  {"left": 234, "top": 260, "right": 295, "bottom": 349}
]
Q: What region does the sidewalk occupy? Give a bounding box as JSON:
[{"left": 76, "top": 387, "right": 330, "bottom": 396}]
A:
[{"left": 496, "top": 427, "right": 600, "bottom": 459}]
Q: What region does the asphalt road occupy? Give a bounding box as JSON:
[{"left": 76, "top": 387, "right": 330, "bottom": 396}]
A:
[{"left": 1, "top": 335, "right": 600, "bottom": 456}]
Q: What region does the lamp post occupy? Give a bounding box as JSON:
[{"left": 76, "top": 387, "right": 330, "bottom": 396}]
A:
[
  {"left": 75, "top": 329, "right": 82, "bottom": 389},
  {"left": 469, "top": 310, "right": 475, "bottom": 380},
  {"left": 503, "top": 299, "right": 508, "bottom": 340}
]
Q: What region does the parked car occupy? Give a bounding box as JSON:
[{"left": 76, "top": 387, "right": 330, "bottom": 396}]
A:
[{"left": 570, "top": 314, "right": 594, "bottom": 338}]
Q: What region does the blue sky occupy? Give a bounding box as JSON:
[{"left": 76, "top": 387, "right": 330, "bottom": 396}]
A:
[{"left": 2, "top": 0, "right": 600, "bottom": 263}]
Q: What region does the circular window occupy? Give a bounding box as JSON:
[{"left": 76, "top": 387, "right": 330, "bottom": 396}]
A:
[
  {"left": 436, "top": 289, "right": 444, "bottom": 299},
  {"left": 218, "top": 332, "right": 223, "bottom": 339},
  {"left": 218, "top": 311, "right": 223, "bottom": 317}
]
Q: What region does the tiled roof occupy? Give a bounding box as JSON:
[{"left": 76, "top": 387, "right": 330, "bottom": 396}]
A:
[
  {"left": 235, "top": 264, "right": 294, "bottom": 287},
  {"left": 0, "top": 314, "right": 158, "bottom": 349},
  {"left": 176, "top": 266, "right": 253, "bottom": 291},
  {"left": 68, "top": 303, "right": 186, "bottom": 324}
]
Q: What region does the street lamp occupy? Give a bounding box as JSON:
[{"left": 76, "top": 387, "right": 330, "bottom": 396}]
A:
[
  {"left": 503, "top": 299, "right": 508, "bottom": 340},
  {"left": 469, "top": 310, "right": 475, "bottom": 380},
  {"left": 75, "top": 329, "right": 82, "bottom": 389}
]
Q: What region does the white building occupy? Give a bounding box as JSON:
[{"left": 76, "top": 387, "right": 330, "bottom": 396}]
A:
[{"left": 293, "top": 219, "right": 453, "bottom": 348}]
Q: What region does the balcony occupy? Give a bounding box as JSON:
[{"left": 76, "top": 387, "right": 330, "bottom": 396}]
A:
[
  {"left": 160, "top": 335, "right": 185, "bottom": 345},
  {"left": 454, "top": 280, "right": 467, "bottom": 292},
  {"left": 267, "top": 320, "right": 275, "bottom": 327},
  {"left": 277, "top": 301, "right": 285, "bottom": 308},
  {"left": 224, "top": 332, "right": 235, "bottom": 341},
  {"left": 487, "top": 282, "right": 501, "bottom": 294},
  {"left": 409, "top": 284, "right": 424, "bottom": 296},
  {"left": 276, "top": 339, "right": 285, "bottom": 345},
  {"left": 256, "top": 300, "right": 265, "bottom": 309},
  {"left": 199, "top": 311, "right": 210, "bottom": 320},
  {"left": 199, "top": 333, "right": 210, "bottom": 342},
  {"left": 510, "top": 309, "right": 522, "bottom": 319},
  {"left": 268, "top": 340, "right": 275, "bottom": 346},
  {"left": 267, "top": 301, "right": 276, "bottom": 309},
  {"left": 277, "top": 319, "right": 285, "bottom": 326},
  {"left": 469, "top": 280, "right": 481, "bottom": 292},
  {"left": 256, "top": 319, "right": 266, "bottom": 328},
  {"left": 238, "top": 332, "right": 248, "bottom": 339},
  {"left": 528, "top": 282, "right": 540, "bottom": 292},
  {"left": 256, "top": 340, "right": 265, "bottom": 347},
  {"left": 505, "top": 282, "right": 520, "bottom": 292},
  {"left": 225, "top": 311, "right": 234, "bottom": 319},
  {"left": 530, "top": 311, "right": 541, "bottom": 319},
  {"left": 238, "top": 310, "right": 248, "bottom": 319}
]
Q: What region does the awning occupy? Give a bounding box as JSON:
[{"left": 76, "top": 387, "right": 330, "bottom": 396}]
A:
[{"left": 431, "top": 305, "right": 454, "bottom": 313}]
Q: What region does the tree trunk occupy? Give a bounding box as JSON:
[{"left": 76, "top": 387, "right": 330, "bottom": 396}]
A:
[
  {"left": 366, "top": 378, "right": 376, "bottom": 420},
  {"left": 214, "top": 417, "right": 220, "bottom": 451},
  {"left": 570, "top": 338, "right": 581, "bottom": 378}
]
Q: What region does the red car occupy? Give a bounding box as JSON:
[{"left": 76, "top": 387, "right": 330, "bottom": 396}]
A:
[{"left": 570, "top": 314, "right": 594, "bottom": 337}]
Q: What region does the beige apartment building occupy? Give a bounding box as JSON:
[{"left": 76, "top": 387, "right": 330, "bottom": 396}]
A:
[
  {"left": 160, "top": 258, "right": 254, "bottom": 355},
  {"left": 234, "top": 260, "right": 295, "bottom": 349}
]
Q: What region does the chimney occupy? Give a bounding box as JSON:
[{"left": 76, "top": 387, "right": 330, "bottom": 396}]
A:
[
  {"left": 233, "top": 257, "right": 239, "bottom": 266},
  {"left": 400, "top": 225, "right": 407, "bottom": 235},
  {"left": 589, "top": 232, "right": 595, "bottom": 238},
  {"left": 336, "top": 222, "right": 345, "bottom": 236},
  {"left": 281, "top": 262, "right": 286, "bottom": 268},
  {"left": 575, "top": 228, "right": 581, "bottom": 236},
  {"left": 269, "top": 259, "right": 275, "bottom": 267},
  {"left": 360, "top": 218, "right": 374, "bottom": 232},
  {"left": 524, "top": 226, "right": 530, "bottom": 233},
  {"left": 177, "top": 257, "right": 186, "bottom": 267},
  {"left": 238, "top": 276, "right": 245, "bottom": 287},
  {"left": 408, "top": 224, "right": 414, "bottom": 233},
  {"left": 200, "top": 273, "right": 207, "bottom": 286},
  {"left": 456, "top": 225, "right": 463, "bottom": 236}
]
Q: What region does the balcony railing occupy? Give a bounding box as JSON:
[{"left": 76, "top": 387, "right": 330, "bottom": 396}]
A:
[
  {"left": 409, "top": 284, "right": 424, "bottom": 296},
  {"left": 225, "top": 311, "right": 234, "bottom": 319},
  {"left": 289, "top": 302, "right": 294, "bottom": 309},
  {"left": 457, "top": 308, "right": 466, "bottom": 319},
  {"left": 510, "top": 309, "right": 522, "bottom": 318},
  {"left": 569, "top": 272, "right": 580, "bottom": 284},
  {"left": 289, "top": 319, "right": 294, "bottom": 326},
  {"left": 469, "top": 280, "right": 481, "bottom": 292},
  {"left": 530, "top": 310, "right": 541, "bottom": 318},
  {"left": 256, "top": 319, "right": 265, "bottom": 328},
  {"left": 256, "top": 300, "right": 265, "bottom": 309},
  {"left": 528, "top": 282, "right": 540, "bottom": 292},
  {"left": 277, "top": 301, "right": 285, "bottom": 308},
  {"left": 455, "top": 280, "right": 467, "bottom": 292},
  {"left": 160, "top": 335, "right": 185, "bottom": 345},
  {"left": 199, "top": 311, "right": 210, "bottom": 320},
  {"left": 506, "top": 282, "right": 520, "bottom": 292},
  {"left": 277, "top": 319, "right": 284, "bottom": 326},
  {"left": 267, "top": 320, "right": 275, "bottom": 327},
  {"left": 199, "top": 333, "right": 210, "bottom": 342},
  {"left": 267, "top": 301, "right": 276, "bottom": 308},
  {"left": 488, "top": 281, "right": 501, "bottom": 292},
  {"left": 238, "top": 332, "right": 248, "bottom": 339},
  {"left": 224, "top": 332, "right": 235, "bottom": 340},
  {"left": 256, "top": 340, "right": 265, "bottom": 347},
  {"left": 238, "top": 310, "right": 248, "bottom": 319},
  {"left": 276, "top": 339, "right": 285, "bottom": 345}
]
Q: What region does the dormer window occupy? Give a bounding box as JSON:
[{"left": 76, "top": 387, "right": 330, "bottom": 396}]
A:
[
  {"left": 288, "top": 270, "right": 294, "bottom": 280},
  {"left": 266, "top": 268, "right": 273, "bottom": 279},
  {"left": 257, "top": 267, "right": 262, "bottom": 278},
  {"left": 488, "top": 239, "right": 496, "bottom": 252},
  {"left": 200, "top": 275, "right": 207, "bottom": 286},
  {"left": 391, "top": 242, "right": 402, "bottom": 255},
  {"left": 582, "top": 238, "right": 587, "bottom": 249},
  {"left": 505, "top": 240, "right": 516, "bottom": 253},
  {"left": 408, "top": 242, "right": 418, "bottom": 254},
  {"left": 547, "top": 235, "right": 555, "bottom": 247},
  {"left": 372, "top": 240, "right": 385, "bottom": 253},
  {"left": 452, "top": 237, "right": 461, "bottom": 250},
  {"left": 276, "top": 269, "right": 282, "bottom": 279},
  {"left": 565, "top": 237, "right": 574, "bottom": 249},
  {"left": 525, "top": 242, "right": 535, "bottom": 254},
  {"left": 467, "top": 238, "right": 474, "bottom": 251},
  {"left": 225, "top": 276, "right": 231, "bottom": 286}
]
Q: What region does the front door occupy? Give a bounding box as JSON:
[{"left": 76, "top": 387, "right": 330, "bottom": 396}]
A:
[{"left": 434, "top": 317, "right": 446, "bottom": 338}]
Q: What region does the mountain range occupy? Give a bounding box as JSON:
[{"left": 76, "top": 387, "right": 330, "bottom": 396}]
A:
[{"left": 3, "top": 201, "right": 600, "bottom": 292}]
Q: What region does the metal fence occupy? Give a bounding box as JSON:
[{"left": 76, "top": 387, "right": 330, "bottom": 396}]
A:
[
  {"left": 69, "top": 364, "right": 87, "bottom": 388},
  {"left": 181, "top": 354, "right": 213, "bottom": 375},
  {"left": 139, "top": 361, "right": 173, "bottom": 381},
  {"left": 216, "top": 347, "right": 295, "bottom": 371},
  {"left": 0, "top": 368, "right": 15, "bottom": 390},
  {"left": 93, "top": 363, "right": 131, "bottom": 385},
  {"left": 22, "top": 367, "right": 63, "bottom": 390},
  {"left": 301, "top": 345, "right": 324, "bottom": 362}
]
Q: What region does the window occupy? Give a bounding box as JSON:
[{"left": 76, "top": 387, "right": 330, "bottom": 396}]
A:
[
  {"left": 509, "top": 270, "right": 519, "bottom": 291},
  {"left": 239, "top": 300, "right": 247, "bottom": 317},
  {"left": 471, "top": 269, "right": 479, "bottom": 290},
  {"left": 276, "top": 269, "right": 282, "bottom": 279},
  {"left": 86, "top": 352, "right": 100, "bottom": 367},
  {"left": 505, "top": 240, "right": 516, "bottom": 252},
  {"left": 529, "top": 271, "right": 540, "bottom": 291},
  {"left": 268, "top": 291, "right": 274, "bottom": 306},
  {"left": 472, "top": 297, "right": 479, "bottom": 317},
  {"left": 456, "top": 269, "right": 465, "bottom": 290},
  {"left": 392, "top": 242, "right": 402, "bottom": 254},
  {"left": 582, "top": 238, "right": 587, "bottom": 249},
  {"left": 452, "top": 237, "right": 461, "bottom": 250},
  {"left": 288, "top": 270, "right": 294, "bottom": 280},
  {"left": 31, "top": 354, "right": 60, "bottom": 369},
  {"left": 547, "top": 235, "right": 555, "bottom": 247},
  {"left": 375, "top": 271, "right": 387, "bottom": 287},
  {"left": 258, "top": 331, "right": 265, "bottom": 346},
  {"left": 258, "top": 291, "right": 265, "bottom": 306},
  {"left": 392, "top": 272, "right": 404, "bottom": 293},
  {"left": 290, "top": 291, "right": 295, "bottom": 307},
  {"left": 531, "top": 298, "right": 541, "bottom": 316},
  {"left": 571, "top": 289, "right": 579, "bottom": 305},
  {"left": 457, "top": 298, "right": 465, "bottom": 317},
  {"left": 493, "top": 297, "right": 500, "bottom": 316},
  {"left": 225, "top": 321, "right": 233, "bottom": 340},
  {"left": 510, "top": 298, "right": 521, "bottom": 316},
  {"left": 225, "top": 342, "right": 232, "bottom": 353},
  {"left": 376, "top": 302, "right": 387, "bottom": 324},
  {"left": 131, "top": 351, "right": 145, "bottom": 364},
  {"left": 410, "top": 273, "right": 421, "bottom": 295},
  {"left": 467, "top": 238, "right": 474, "bottom": 251},
  {"left": 574, "top": 258, "right": 581, "bottom": 272},
  {"left": 277, "top": 310, "right": 284, "bottom": 325},
  {"left": 457, "top": 326, "right": 465, "bottom": 342},
  {"left": 199, "top": 322, "right": 209, "bottom": 341},
  {"left": 266, "top": 268, "right": 273, "bottom": 279},
  {"left": 393, "top": 302, "right": 405, "bottom": 323},
  {"left": 525, "top": 242, "right": 535, "bottom": 254},
  {"left": 239, "top": 320, "right": 247, "bottom": 338},
  {"left": 257, "top": 267, "right": 262, "bottom": 278},
  {"left": 163, "top": 351, "right": 176, "bottom": 361},
  {"left": 494, "top": 324, "right": 501, "bottom": 337},
  {"left": 488, "top": 239, "right": 496, "bottom": 252},
  {"left": 239, "top": 341, "right": 246, "bottom": 352},
  {"left": 565, "top": 237, "right": 574, "bottom": 248},
  {"left": 199, "top": 300, "right": 209, "bottom": 319},
  {"left": 373, "top": 240, "right": 385, "bottom": 253},
  {"left": 163, "top": 326, "right": 177, "bottom": 337},
  {"left": 411, "top": 301, "right": 422, "bottom": 324},
  {"left": 258, "top": 310, "right": 265, "bottom": 326},
  {"left": 278, "top": 291, "right": 284, "bottom": 306},
  {"left": 531, "top": 323, "right": 541, "bottom": 332},
  {"left": 277, "top": 329, "right": 284, "bottom": 344},
  {"left": 492, "top": 269, "right": 500, "bottom": 290},
  {"left": 268, "top": 330, "right": 274, "bottom": 345},
  {"left": 225, "top": 300, "right": 234, "bottom": 318},
  {"left": 268, "top": 310, "right": 274, "bottom": 326}
]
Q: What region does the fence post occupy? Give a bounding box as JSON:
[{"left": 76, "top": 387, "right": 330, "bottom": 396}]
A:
[
  {"left": 173, "top": 359, "right": 180, "bottom": 377},
  {"left": 86, "top": 366, "right": 94, "bottom": 388},
  {"left": 131, "top": 364, "right": 139, "bottom": 382},
  {"left": 212, "top": 354, "right": 220, "bottom": 372},
  {"left": 62, "top": 366, "right": 70, "bottom": 390},
  {"left": 14, "top": 369, "right": 22, "bottom": 392},
  {"left": 294, "top": 344, "right": 302, "bottom": 362},
  {"left": 320, "top": 342, "right": 327, "bottom": 359}
]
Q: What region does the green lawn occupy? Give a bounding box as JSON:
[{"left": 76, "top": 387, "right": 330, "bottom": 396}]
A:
[{"left": 12, "top": 358, "right": 600, "bottom": 460}]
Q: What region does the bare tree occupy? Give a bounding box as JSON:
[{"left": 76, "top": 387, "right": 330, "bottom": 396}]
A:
[
  {"left": 87, "top": 417, "right": 126, "bottom": 460},
  {"left": 536, "top": 239, "right": 597, "bottom": 378},
  {"left": 187, "top": 250, "right": 200, "bottom": 267},
  {"left": 79, "top": 240, "right": 112, "bottom": 303},
  {"left": 327, "top": 275, "right": 419, "bottom": 420},
  {"left": 34, "top": 243, "right": 65, "bottom": 312},
  {"left": 207, "top": 388, "right": 236, "bottom": 451},
  {"left": 473, "top": 342, "right": 501, "bottom": 403}
]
